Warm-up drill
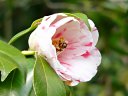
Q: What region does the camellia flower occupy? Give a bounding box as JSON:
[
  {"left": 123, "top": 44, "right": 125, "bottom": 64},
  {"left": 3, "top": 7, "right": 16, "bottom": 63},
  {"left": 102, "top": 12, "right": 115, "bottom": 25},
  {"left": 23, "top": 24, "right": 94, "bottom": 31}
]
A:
[{"left": 28, "top": 13, "right": 101, "bottom": 86}]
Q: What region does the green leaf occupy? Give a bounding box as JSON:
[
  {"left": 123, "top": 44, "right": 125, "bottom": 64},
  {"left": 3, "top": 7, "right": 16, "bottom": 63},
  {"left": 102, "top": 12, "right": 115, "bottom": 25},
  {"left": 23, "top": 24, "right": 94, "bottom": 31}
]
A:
[
  {"left": 23, "top": 57, "right": 35, "bottom": 96},
  {"left": 33, "top": 55, "right": 67, "bottom": 96},
  {"left": 0, "top": 69, "right": 25, "bottom": 96},
  {"left": 65, "top": 13, "right": 91, "bottom": 31},
  {"left": 0, "top": 40, "right": 36, "bottom": 96},
  {"left": 29, "top": 87, "right": 36, "bottom": 96},
  {"left": 0, "top": 40, "right": 26, "bottom": 81},
  {"left": 8, "top": 18, "right": 42, "bottom": 45},
  {"left": 0, "top": 52, "right": 18, "bottom": 81}
]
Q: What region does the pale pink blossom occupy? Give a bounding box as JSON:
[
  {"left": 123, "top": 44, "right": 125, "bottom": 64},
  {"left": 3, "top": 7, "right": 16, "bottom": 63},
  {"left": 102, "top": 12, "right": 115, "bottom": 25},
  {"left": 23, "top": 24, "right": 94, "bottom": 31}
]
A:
[{"left": 28, "top": 13, "right": 101, "bottom": 86}]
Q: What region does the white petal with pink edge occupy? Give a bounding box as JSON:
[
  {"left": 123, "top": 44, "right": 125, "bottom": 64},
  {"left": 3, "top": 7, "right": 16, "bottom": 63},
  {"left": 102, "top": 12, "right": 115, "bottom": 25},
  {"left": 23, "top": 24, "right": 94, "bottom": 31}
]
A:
[
  {"left": 57, "top": 47, "right": 101, "bottom": 86},
  {"left": 56, "top": 18, "right": 94, "bottom": 59},
  {"left": 88, "top": 19, "right": 99, "bottom": 46},
  {"left": 28, "top": 13, "right": 101, "bottom": 86}
]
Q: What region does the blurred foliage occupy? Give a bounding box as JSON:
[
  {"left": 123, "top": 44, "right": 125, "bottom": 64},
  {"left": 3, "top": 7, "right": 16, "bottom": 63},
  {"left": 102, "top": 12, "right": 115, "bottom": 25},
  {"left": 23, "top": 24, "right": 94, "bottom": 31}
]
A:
[{"left": 0, "top": 0, "right": 128, "bottom": 96}]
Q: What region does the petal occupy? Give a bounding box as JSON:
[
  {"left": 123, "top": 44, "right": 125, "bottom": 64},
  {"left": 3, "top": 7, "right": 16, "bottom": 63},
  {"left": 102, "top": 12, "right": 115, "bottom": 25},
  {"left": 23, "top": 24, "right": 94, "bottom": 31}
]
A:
[
  {"left": 29, "top": 19, "right": 57, "bottom": 58},
  {"left": 50, "top": 13, "right": 67, "bottom": 25},
  {"left": 65, "top": 80, "right": 79, "bottom": 86},
  {"left": 29, "top": 13, "right": 72, "bottom": 74},
  {"left": 88, "top": 19, "right": 99, "bottom": 46},
  {"left": 38, "top": 13, "right": 68, "bottom": 38},
  {"left": 56, "top": 20, "right": 93, "bottom": 59},
  {"left": 41, "top": 13, "right": 67, "bottom": 29},
  {"left": 53, "top": 17, "right": 78, "bottom": 29},
  {"left": 57, "top": 47, "right": 101, "bottom": 85},
  {"left": 29, "top": 28, "right": 56, "bottom": 58},
  {"left": 40, "top": 15, "right": 56, "bottom": 29},
  {"left": 47, "top": 57, "right": 67, "bottom": 72},
  {"left": 29, "top": 14, "right": 68, "bottom": 74},
  {"left": 54, "top": 18, "right": 80, "bottom": 41},
  {"left": 29, "top": 29, "right": 67, "bottom": 73},
  {"left": 29, "top": 13, "right": 65, "bottom": 57},
  {"left": 88, "top": 19, "right": 95, "bottom": 28},
  {"left": 91, "top": 27, "right": 99, "bottom": 46},
  {"left": 81, "top": 47, "right": 101, "bottom": 66}
]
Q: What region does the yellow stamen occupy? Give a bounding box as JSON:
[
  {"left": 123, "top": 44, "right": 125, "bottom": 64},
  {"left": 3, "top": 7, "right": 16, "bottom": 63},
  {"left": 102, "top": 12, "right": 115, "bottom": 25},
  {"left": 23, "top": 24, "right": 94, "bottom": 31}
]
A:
[{"left": 52, "top": 37, "right": 67, "bottom": 54}]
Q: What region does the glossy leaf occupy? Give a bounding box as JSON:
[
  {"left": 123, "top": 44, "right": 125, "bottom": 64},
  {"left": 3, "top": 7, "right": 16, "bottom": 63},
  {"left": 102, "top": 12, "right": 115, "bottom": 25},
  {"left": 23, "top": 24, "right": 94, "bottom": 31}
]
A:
[
  {"left": 0, "top": 40, "right": 26, "bottom": 81},
  {"left": 29, "top": 88, "right": 36, "bottom": 96},
  {"left": 0, "top": 52, "right": 18, "bottom": 81},
  {"left": 8, "top": 18, "right": 42, "bottom": 45},
  {"left": 33, "top": 55, "right": 67, "bottom": 96},
  {"left": 0, "top": 40, "right": 35, "bottom": 96},
  {"left": 23, "top": 57, "right": 35, "bottom": 96},
  {"left": 0, "top": 69, "right": 25, "bottom": 96}
]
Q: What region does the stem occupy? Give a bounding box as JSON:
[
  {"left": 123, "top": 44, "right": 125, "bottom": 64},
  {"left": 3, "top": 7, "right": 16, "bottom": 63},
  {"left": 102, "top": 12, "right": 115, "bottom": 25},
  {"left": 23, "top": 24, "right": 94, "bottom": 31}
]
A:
[{"left": 21, "top": 50, "right": 36, "bottom": 56}]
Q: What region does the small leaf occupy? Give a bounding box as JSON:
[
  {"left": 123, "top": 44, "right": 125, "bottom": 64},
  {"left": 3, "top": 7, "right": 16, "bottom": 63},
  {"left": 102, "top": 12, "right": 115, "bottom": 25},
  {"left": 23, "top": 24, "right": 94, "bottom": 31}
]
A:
[
  {"left": 29, "top": 88, "right": 36, "bottom": 96},
  {"left": 33, "top": 55, "right": 67, "bottom": 96},
  {"left": 0, "top": 69, "right": 25, "bottom": 96},
  {"left": 23, "top": 57, "right": 35, "bottom": 96},
  {"left": 65, "top": 13, "right": 91, "bottom": 31},
  {"left": 0, "top": 52, "right": 18, "bottom": 81},
  {"left": 0, "top": 40, "right": 27, "bottom": 81},
  {"left": 8, "top": 18, "right": 42, "bottom": 45},
  {"left": 0, "top": 40, "right": 33, "bottom": 96}
]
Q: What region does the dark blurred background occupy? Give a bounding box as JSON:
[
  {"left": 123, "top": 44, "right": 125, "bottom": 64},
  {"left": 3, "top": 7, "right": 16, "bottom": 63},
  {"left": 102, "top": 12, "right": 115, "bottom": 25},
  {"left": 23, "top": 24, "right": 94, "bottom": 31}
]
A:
[{"left": 0, "top": 0, "right": 128, "bottom": 96}]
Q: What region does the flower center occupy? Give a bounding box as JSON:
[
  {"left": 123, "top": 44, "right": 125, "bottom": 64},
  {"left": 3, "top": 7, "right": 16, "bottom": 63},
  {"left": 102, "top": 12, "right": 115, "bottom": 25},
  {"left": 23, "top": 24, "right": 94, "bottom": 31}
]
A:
[{"left": 52, "top": 37, "right": 67, "bottom": 55}]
